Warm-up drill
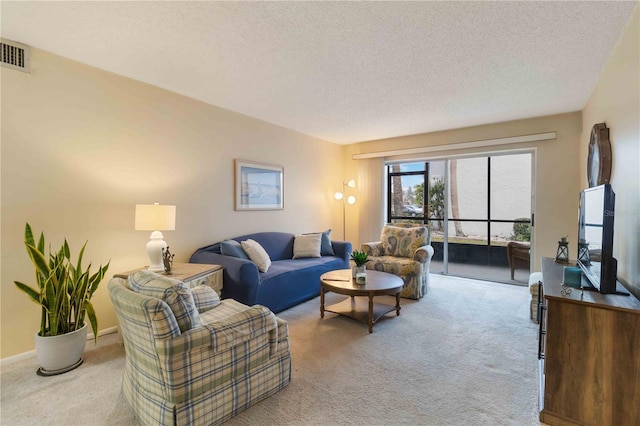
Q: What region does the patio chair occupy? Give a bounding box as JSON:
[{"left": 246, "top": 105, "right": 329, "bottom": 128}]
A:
[{"left": 507, "top": 241, "right": 530, "bottom": 279}]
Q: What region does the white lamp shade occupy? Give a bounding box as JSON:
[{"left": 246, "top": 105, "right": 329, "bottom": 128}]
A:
[
  {"left": 135, "top": 204, "right": 176, "bottom": 231},
  {"left": 347, "top": 195, "right": 356, "bottom": 205},
  {"left": 334, "top": 191, "right": 344, "bottom": 200}
]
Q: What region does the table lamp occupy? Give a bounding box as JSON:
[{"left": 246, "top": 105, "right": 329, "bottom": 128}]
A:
[{"left": 135, "top": 203, "right": 176, "bottom": 272}]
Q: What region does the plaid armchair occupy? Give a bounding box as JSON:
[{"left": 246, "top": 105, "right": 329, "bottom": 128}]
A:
[
  {"left": 362, "top": 223, "right": 434, "bottom": 299},
  {"left": 108, "top": 271, "right": 291, "bottom": 426}
]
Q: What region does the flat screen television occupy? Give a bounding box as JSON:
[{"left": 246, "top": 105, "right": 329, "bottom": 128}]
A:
[{"left": 577, "top": 184, "right": 623, "bottom": 294}]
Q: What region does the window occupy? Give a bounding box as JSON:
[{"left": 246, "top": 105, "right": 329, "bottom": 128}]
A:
[{"left": 387, "top": 163, "right": 429, "bottom": 223}]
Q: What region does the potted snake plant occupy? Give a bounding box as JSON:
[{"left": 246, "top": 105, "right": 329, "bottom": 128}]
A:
[{"left": 14, "top": 223, "right": 109, "bottom": 375}]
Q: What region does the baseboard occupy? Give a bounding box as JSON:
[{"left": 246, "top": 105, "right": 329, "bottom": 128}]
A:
[
  {"left": 0, "top": 326, "right": 119, "bottom": 367},
  {"left": 0, "top": 349, "right": 36, "bottom": 367},
  {"left": 87, "top": 325, "right": 119, "bottom": 341}
]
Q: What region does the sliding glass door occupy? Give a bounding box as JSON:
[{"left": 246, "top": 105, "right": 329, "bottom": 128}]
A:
[{"left": 386, "top": 152, "right": 533, "bottom": 283}]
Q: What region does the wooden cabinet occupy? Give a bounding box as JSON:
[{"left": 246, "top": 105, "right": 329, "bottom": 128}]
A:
[
  {"left": 539, "top": 257, "right": 640, "bottom": 425},
  {"left": 114, "top": 263, "right": 223, "bottom": 296}
]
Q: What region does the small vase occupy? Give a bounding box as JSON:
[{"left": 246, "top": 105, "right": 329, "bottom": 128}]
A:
[{"left": 352, "top": 265, "right": 366, "bottom": 278}]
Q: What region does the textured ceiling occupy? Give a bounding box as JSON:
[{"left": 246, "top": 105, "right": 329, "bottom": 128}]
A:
[{"left": 1, "top": 1, "right": 637, "bottom": 144}]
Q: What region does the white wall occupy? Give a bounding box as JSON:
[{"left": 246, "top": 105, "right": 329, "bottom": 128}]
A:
[{"left": 1, "top": 48, "right": 345, "bottom": 358}]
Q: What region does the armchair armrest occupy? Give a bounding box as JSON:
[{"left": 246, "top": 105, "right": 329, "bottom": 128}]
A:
[
  {"left": 414, "top": 245, "right": 434, "bottom": 263},
  {"left": 362, "top": 241, "right": 384, "bottom": 257},
  {"left": 155, "top": 305, "right": 277, "bottom": 357},
  {"left": 204, "top": 305, "right": 278, "bottom": 353}
]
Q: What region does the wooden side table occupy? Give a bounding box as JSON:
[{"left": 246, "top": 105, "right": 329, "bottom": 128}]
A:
[{"left": 114, "top": 263, "right": 223, "bottom": 296}]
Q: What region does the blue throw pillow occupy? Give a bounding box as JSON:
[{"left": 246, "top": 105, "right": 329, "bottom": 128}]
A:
[
  {"left": 320, "top": 229, "right": 335, "bottom": 256},
  {"left": 220, "top": 239, "right": 249, "bottom": 259}
]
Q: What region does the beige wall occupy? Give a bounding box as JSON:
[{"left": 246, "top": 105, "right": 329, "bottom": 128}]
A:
[
  {"left": 1, "top": 48, "right": 345, "bottom": 358},
  {"left": 581, "top": 6, "right": 639, "bottom": 298},
  {"left": 344, "top": 112, "right": 584, "bottom": 274}
]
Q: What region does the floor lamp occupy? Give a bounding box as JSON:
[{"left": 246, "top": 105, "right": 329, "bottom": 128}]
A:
[{"left": 334, "top": 179, "right": 356, "bottom": 240}]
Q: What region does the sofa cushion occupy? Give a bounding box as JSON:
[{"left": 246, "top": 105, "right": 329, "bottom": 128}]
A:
[
  {"left": 220, "top": 239, "right": 249, "bottom": 259},
  {"left": 381, "top": 225, "right": 429, "bottom": 258},
  {"left": 128, "top": 270, "right": 203, "bottom": 332},
  {"left": 293, "top": 233, "right": 322, "bottom": 259},
  {"left": 191, "top": 285, "right": 220, "bottom": 313},
  {"left": 241, "top": 239, "right": 272, "bottom": 272},
  {"left": 304, "top": 229, "right": 335, "bottom": 256}
]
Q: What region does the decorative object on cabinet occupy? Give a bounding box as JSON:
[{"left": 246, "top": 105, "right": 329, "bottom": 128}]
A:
[
  {"left": 334, "top": 179, "right": 356, "bottom": 240},
  {"left": 135, "top": 202, "right": 176, "bottom": 272},
  {"left": 587, "top": 123, "right": 612, "bottom": 188},
  {"left": 162, "top": 246, "right": 175, "bottom": 274},
  {"left": 235, "top": 159, "right": 283, "bottom": 210},
  {"left": 13, "top": 223, "right": 110, "bottom": 376},
  {"left": 562, "top": 266, "right": 582, "bottom": 289},
  {"left": 554, "top": 236, "right": 569, "bottom": 263},
  {"left": 577, "top": 239, "right": 590, "bottom": 265}
]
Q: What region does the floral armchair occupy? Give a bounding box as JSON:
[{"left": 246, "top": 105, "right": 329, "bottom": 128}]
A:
[
  {"left": 361, "top": 223, "right": 434, "bottom": 299},
  {"left": 108, "top": 271, "right": 291, "bottom": 426}
]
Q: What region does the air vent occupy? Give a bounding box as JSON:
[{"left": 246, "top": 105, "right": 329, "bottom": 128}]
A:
[{"left": 1, "top": 39, "right": 30, "bottom": 73}]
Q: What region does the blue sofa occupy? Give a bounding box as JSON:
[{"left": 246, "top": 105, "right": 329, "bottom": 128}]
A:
[{"left": 189, "top": 232, "right": 352, "bottom": 313}]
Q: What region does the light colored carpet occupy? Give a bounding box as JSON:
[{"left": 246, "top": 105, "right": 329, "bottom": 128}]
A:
[{"left": 1, "top": 274, "right": 541, "bottom": 425}]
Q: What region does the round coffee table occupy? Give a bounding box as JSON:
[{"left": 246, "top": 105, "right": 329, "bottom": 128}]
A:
[{"left": 320, "top": 269, "right": 403, "bottom": 333}]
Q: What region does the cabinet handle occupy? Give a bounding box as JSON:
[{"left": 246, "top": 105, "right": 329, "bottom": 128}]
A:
[{"left": 538, "top": 304, "right": 546, "bottom": 359}]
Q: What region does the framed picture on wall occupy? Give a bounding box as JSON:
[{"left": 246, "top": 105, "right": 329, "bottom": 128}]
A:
[{"left": 235, "top": 159, "right": 284, "bottom": 210}]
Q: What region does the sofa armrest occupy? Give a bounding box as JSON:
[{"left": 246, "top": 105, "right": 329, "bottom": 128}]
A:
[
  {"left": 414, "top": 245, "right": 435, "bottom": 263},
  {"left": 189, "top": 252, "right": 260, "bottom": 305},
  {"left": 331, "top": 240, "right": 352, "bottom": 263},
  {"left": 362, "top": 241, "right": 384, "bottom": 257}
]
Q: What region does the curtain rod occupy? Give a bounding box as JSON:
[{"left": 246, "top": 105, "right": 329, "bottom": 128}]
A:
[{"left": 352, "top": 132, "right": 556, "bottom": 160}]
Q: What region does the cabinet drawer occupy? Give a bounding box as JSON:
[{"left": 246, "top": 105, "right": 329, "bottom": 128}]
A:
[{"left": 187, "top": 269, "right": 223, "bottom": 296}]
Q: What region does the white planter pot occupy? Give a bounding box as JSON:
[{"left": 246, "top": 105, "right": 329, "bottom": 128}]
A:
[{"left": 35, "top": 323, "right": 87, "bottom": 375}]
